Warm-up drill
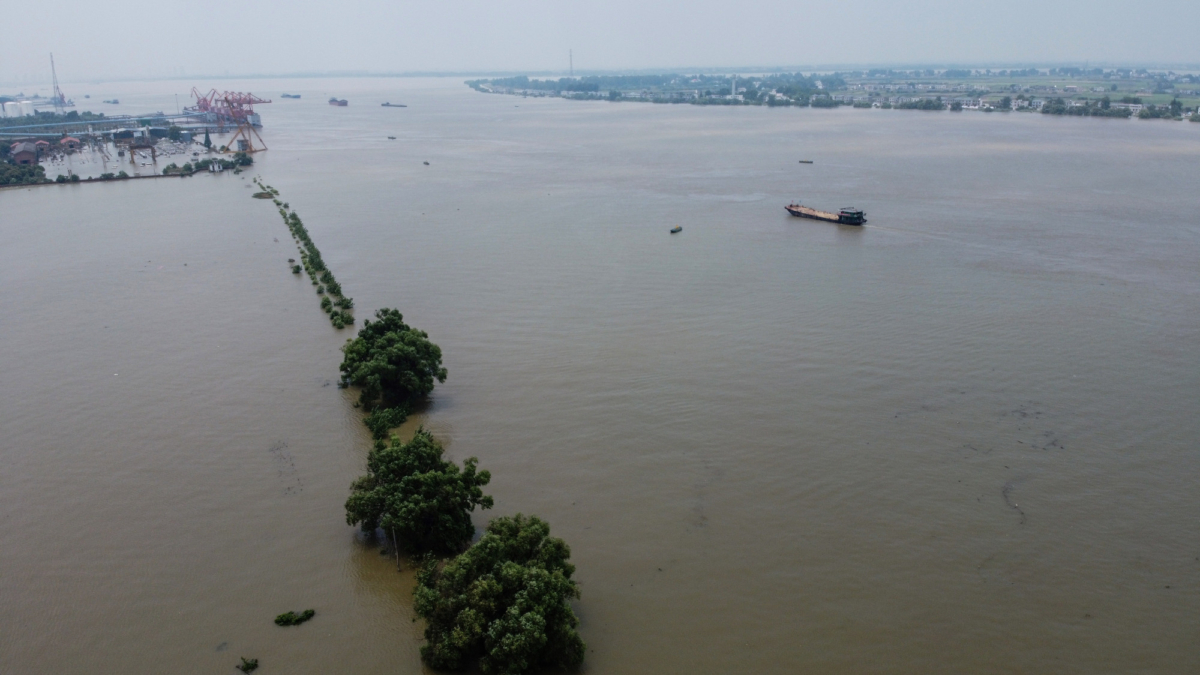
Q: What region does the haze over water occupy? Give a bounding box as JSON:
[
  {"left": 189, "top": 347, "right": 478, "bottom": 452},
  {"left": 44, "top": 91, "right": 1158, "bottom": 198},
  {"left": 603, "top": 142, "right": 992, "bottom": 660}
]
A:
[{"left": 2, "top": 77, "right": 1198, "bottom": 674}]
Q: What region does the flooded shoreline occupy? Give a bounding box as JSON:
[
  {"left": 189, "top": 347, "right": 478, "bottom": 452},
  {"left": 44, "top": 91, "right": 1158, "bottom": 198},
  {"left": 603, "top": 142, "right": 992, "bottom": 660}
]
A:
[{"left": 2, "top": 77, "right": 1198, "bottom": 674}]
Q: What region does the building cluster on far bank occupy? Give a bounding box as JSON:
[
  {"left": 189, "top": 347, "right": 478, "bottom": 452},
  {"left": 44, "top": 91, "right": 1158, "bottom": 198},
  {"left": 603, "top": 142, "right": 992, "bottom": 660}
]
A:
[{"left": 467, "top": 68, "right": 1200, "bottom": 121}]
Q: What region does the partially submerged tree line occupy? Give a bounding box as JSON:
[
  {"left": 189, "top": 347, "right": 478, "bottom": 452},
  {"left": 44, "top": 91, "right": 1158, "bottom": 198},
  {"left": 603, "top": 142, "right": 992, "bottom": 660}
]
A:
[
  {"left": 256, "top": 181, "right": 585, "bottom": 672},
  {"left": 338, "top": 313, "right": 586, "bottom": 673},
  {"left": 256, "top": 177, "right": 355, "bottom": 329}
]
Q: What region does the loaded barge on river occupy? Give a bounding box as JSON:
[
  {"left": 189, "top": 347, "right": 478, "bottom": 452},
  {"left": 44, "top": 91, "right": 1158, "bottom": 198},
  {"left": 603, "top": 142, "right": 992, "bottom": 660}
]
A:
[{"left": 786, "top": 202, "right": 867, "bottom": 225}]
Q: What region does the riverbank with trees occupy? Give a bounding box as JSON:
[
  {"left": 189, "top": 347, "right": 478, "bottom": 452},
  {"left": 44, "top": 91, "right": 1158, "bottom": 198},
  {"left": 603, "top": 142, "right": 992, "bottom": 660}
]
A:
[{"left": 467, "top": 67, "right": 1200, "bottom": 122}]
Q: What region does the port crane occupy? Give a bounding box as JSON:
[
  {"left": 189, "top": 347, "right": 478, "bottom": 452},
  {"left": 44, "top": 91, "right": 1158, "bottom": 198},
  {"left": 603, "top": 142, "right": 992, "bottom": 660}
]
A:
[
  {"left": 185, "top": 89, "right": 271, "bottom": 153},
  {"left": 49, "top": 53, "right": 73, "bottom": 114}
]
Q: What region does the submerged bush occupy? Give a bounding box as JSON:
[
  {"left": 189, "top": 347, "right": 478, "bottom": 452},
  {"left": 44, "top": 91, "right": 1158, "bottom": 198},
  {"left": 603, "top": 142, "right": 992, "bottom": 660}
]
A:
[
  {"left": 339, "top": 308, "right": 446, "bottom": 413},
  {"left": 236, "top": 657, "right": 259, "bottom": 673},
  {"left": 362, "top": 405, "right": 408, "bottom": 439},
  {"left": 345, "top": 428, "right": 492, "bottom": 553},
  {"left": 414, "top": 515, "right": 584, "bottom": 674},
  {"left": 274, "top": 609, "right": 315, "bottom": 626}
]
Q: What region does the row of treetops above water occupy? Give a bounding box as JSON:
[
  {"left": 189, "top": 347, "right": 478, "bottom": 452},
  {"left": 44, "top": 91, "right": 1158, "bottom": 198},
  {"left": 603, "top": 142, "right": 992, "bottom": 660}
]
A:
[
  {"left": 163, "top": 153, "right": 253, "bottom": 175},
  {"left": 337, "top": 309, "right": 585, "bottom": 673},
  {"left": 0, "top": 152, "right": 254, "bottom": 187},
  {"left": 255, "top": 177, "right": 355, "bottom": 330},
  {"left": 254, "top": 180, "right": 586, "bottom": 672}
]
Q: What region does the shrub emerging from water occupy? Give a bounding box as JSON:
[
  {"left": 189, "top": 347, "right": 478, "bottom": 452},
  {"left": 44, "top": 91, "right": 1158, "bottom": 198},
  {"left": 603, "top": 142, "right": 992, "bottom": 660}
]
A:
[
  {"left": 414, "top": 514, "right": 585, "bottom": 674},
  {"left": 362, "top": 405, "right": 408, "bottom": 439},
  {"left": 321, "top": 296, "right": 333, "bottom": 313},
  {"left": 345, "top": 428, "right": 492, "bottom": 554},
  {"left": 330, "top": 310, "right": 354, "bottom": 330},
  {"left": 339, "top": 308, "right": 447, "bottom": 413},
  {"left": 236, "top": 657, "right": 259, "bottom": 673},
  {"left": 274, "top": 609, "right": 315, "bottom": 626}
]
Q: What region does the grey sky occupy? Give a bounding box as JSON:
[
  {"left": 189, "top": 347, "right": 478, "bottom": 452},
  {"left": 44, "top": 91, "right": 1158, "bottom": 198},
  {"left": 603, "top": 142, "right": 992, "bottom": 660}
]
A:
[{"left": 3, "top": 0, "right": 1198, "bottom": 84}]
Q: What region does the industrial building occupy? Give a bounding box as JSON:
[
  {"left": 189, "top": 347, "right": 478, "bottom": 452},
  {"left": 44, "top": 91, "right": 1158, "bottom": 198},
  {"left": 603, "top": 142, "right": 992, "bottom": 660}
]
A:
[{"left": 10, "top": 141, "right": 38, "bottom": 165}]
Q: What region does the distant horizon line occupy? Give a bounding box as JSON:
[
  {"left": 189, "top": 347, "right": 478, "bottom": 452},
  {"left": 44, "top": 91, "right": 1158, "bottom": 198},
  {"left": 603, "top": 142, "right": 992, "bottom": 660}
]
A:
[{"left": 4, "top": 61, "right": 1200, "bottom": 89}]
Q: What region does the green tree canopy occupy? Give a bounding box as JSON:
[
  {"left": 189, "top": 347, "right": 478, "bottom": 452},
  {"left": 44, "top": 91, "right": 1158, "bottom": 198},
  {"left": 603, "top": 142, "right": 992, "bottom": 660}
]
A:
[
  {"left": 345, "top": 428, "right": 492, "bottom": 554},
  {"left": 340, "top": 308, "right": 447, "bottom": 412},
  {"left": 414, "top": 514, "right": 585, "bottom": 674}
]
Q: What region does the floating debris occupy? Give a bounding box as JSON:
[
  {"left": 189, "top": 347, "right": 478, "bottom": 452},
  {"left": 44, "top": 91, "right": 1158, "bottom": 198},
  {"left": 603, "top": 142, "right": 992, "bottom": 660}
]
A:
[{"left": 236, "top": 657, "right": 259, "bottom": 673}]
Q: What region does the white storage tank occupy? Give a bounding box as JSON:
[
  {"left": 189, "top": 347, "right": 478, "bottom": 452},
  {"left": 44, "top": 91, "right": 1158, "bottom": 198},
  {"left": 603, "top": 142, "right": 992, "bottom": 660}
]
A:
[
  {"left": 2, "top": 101, "right": 20, "bottom": 117},
  {"left": 20, "top": 100, "right": 35, "bottom": 116}
]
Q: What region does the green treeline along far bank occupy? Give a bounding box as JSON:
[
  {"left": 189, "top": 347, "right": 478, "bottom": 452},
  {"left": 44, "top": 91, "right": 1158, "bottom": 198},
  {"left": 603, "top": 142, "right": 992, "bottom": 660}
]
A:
[
  {"left": 467, "top": 66, "right": 1200, "bottom": 120},
  {"left": 257, "top": 182, "right": 585, "bottom": 674}
]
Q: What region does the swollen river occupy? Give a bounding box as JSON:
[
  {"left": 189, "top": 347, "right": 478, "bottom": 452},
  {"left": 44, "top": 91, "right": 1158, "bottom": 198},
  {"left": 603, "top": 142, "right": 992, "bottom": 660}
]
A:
[{"left": 2, "top": 77, "right": 1198, "bottom": 674}]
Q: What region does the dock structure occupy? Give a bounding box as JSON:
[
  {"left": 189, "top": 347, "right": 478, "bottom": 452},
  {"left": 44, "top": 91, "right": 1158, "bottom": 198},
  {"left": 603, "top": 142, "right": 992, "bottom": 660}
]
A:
[{"left": 0, "top": 89, "right": 270, "bottom": 141}]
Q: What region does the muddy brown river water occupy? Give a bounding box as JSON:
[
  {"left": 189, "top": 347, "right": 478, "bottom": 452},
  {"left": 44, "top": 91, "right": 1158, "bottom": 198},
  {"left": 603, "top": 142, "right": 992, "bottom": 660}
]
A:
[{"left": 2, "top": 77, "right": 1198, "bottom": 674}]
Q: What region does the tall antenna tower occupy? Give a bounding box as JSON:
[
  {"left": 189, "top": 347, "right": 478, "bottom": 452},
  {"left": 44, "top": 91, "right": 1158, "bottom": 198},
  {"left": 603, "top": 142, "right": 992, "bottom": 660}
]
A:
[
  {"left": 50, "top": 53, "right": 67, "bottom": 115},
  {"left": 569, "top": 50, "right": 573, "bottom": 77}
]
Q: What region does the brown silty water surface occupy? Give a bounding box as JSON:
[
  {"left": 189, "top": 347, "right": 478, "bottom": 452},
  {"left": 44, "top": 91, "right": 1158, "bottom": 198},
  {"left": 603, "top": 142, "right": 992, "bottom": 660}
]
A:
[{"left": 2, "top": 78, "right": 1199, "bottom": 674}]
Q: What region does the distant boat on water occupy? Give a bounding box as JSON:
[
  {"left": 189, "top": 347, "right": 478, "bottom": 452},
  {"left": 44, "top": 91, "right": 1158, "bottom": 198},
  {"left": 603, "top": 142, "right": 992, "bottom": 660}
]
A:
[
  {"left": 670, "top": 226, "right": 683, "bottom": 234},
  {"left": 785, "top": 202, "right": 866, "bottom": 225},
  {"left": 281, "top": 94, "right": 301, "bottom": 99},
  {"left": 799, "top": 160, "right": 814, "bottom": 164},
  {"left": 381, "top": 102, "right": 407, "bottom": 108},
  {"left": 328, "top": 98, "right": 348, "bottom": 107}
]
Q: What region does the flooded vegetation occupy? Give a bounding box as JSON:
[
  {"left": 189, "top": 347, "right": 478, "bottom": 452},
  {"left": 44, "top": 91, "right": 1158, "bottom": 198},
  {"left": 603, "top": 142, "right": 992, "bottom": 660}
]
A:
[{"left": 2, "top": 78, "right": 1198, "bottom": 675}]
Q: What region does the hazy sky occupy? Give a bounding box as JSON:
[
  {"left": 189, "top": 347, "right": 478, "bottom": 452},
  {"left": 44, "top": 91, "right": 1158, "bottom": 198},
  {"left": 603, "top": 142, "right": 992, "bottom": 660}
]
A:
[{"left": 3, "top": 0, "right": 1198, "bottom": 84}]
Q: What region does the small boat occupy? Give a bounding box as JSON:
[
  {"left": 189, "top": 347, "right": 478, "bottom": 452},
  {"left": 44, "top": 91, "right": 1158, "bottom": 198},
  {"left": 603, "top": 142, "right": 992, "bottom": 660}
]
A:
[
  {"left": 670, "top": 226, "right": 683, "bottom": 234},
  {"left": 387, "top": 136, "right": 396, "bottom": 140},
  {"left": 328, "top": 98, "right": 348, "bottom": 106},
  {"left": 281, "top": 94, "right": 301, "bottom": 99},
  {"left": 381, "top": 102, "right": 407, "bottom": 108},
  {"left": 785, "top": 202, "right": 866, "bottom": 225},
  {"left": 798, "top": 160, "right": 814, "bottom": 164}
]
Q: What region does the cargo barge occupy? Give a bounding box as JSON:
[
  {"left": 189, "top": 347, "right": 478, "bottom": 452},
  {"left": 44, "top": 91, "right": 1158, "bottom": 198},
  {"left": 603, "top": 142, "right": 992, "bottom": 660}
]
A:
[
  {"left": 785, "top": 203, "right": 866, "bottom": 225},
  {"left": 328, "top": 98, "right": 348, "bottom": 106}
]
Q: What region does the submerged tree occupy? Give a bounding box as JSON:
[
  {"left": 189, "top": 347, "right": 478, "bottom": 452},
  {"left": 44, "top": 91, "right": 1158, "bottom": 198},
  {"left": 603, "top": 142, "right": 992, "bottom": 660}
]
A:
[
  {"left": 340, "top": 308, "right": 447, "bottom": 437},
  {"left": 345, "top": 428, "right": 492, "bottom": 554},
  {"left": 414, "top": 514, "right": 585, "bottom": 674}
]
